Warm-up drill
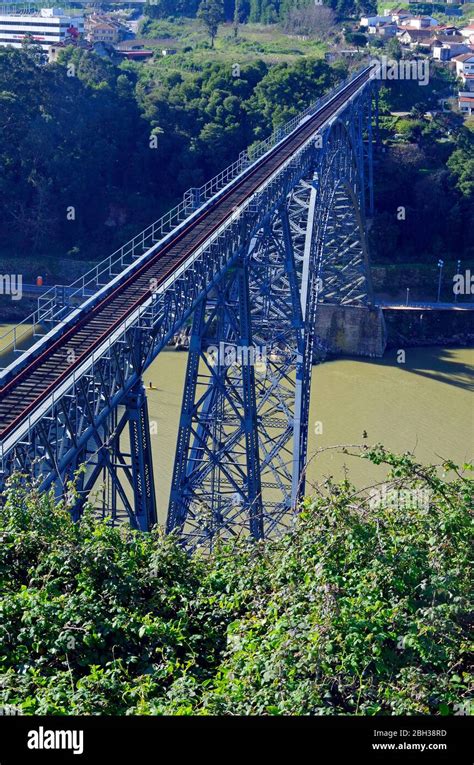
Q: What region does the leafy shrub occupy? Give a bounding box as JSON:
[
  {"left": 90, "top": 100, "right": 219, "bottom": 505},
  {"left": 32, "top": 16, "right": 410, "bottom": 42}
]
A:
[{"left": 0, "top": 448, "right": 472, "bottom": 715}]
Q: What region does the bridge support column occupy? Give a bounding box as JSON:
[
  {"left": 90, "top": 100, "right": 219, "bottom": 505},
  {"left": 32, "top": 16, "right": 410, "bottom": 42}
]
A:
[
  {"left": 126, "top": 383, "right": 157, "bottom": 531},
  {"left": 314, "top": 304, "right": 387, "bottom": 358},
  {"left": 69, "top": 381, "right": 157, "bottom": 531},
  {"left": 167, "top": 260, "right": 263, "bottom": 548}
]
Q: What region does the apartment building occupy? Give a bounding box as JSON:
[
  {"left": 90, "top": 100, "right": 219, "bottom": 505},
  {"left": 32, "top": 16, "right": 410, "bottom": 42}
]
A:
[{"left": 0, "top": 7, "right": 83, "bottom": 51}]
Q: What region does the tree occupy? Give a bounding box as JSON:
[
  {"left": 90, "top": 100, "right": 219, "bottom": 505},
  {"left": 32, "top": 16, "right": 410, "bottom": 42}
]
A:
[
  {"left": 386, "top": 36, "right": 402, "bottom": 61},
  {"left": 283, "top": 5, "right": 336, "bottom": 39},
  {"left": 344, "top": 30, "right": 368, "bottom": 51},
  {"left": 20, "top": 35, "right": 45, "bottom": 66},
  {"left": 144, "top": 0, "right": 199, "bottom": 18},
  {"left": 447, "top": 133, "right": 474, "bottom": 198},
  {"left": 233, "top": 0, "right": 242, "bottom": 37},
  {"left": 198, "top": 0, "right": 225, "bottom": 47}
]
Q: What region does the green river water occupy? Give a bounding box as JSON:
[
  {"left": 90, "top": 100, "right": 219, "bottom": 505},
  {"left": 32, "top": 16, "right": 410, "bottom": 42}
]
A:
[{"left": 145, "top": 346, "right": 473, "bottom": 522}]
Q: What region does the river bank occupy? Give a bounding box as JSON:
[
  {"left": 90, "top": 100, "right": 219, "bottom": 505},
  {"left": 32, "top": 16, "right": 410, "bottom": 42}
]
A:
[{"left": 383, "top": 308, "right": 474, "bottom": 349}]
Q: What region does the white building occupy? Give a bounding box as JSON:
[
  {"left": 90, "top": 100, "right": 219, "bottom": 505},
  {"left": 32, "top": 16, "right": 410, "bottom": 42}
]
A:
[
  {"left": 454, "top": 52, "right": 474, "bottom": 78},
  {"left": 458, "top": 93, "right": 474, "bottom": 114},
  {"left": 384, "top": 10, "right": 410, "bottom": 24},
  {"left": 0, "top": 8, "right": 83, "bottom": 52},
  {"left": 360, "top": 15, "right": 389, "bottom": 27},
  {"left": 459, "top": 24, "right": 474, "bottom": 44},
  {"left": 399, "top": 16, "right": 439, "bottom": 29},
  {"left": 432, "top": 39, "right": 470, "bottom": 61}
]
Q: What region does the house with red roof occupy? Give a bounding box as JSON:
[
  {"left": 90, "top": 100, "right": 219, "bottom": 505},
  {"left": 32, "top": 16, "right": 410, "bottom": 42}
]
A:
[{"left": 458, "top": 93, "right": 474, "bottom": 114}]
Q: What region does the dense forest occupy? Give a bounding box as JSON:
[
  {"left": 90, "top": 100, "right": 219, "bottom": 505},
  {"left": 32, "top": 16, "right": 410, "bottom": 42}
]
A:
[
  {"left": 0, "top": 46, "right": 341, "bottom": 264},
  {"left": 144, "top": 0, "right": 378, "bottom": 23},
  {"left": 371, "top": 77, "right": 474, "bottom": 264},
  {"left": 0, "top": 448, "right": 471, "bottom": 714}
]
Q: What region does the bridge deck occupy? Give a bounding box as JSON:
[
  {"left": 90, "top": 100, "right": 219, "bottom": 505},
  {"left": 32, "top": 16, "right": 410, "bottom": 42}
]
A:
[{"left": 0, "top": 69, "right": 370, "bottom": 443}]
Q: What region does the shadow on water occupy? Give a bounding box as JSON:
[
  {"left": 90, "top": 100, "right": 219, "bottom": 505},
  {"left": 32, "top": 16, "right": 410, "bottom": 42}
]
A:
[
  {"left": 341, "top": 345, "right": 474, "bottom": 393},
  {"left": 396, "top": 346, "right": 474, "bottom": 393}
]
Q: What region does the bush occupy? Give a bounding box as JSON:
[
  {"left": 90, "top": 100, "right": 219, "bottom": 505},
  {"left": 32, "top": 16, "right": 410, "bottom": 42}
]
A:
[{"left": 0, "top": 448, "right": 472, "bottom": 715}]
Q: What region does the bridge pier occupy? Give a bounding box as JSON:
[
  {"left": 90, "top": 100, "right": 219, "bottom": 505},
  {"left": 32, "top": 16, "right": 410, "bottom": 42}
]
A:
[
  {"left": 314, "top": 305, "right": 387, "bottom": 358},
  {"left": 167, "top": 260, "right": 264, "bottom": 547},
  {"left": 70, "top": 381, "right": 157, "bottom": 531}
]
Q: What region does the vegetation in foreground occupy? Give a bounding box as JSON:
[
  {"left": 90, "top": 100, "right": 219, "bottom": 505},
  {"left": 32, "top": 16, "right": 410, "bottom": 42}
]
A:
[{"left": 0, "top": 447, "right": 472, "bottom": 715}]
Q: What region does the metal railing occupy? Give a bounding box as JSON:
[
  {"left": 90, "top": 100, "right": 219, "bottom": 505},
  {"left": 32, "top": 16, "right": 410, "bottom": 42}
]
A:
[{"left": 0, "top": 64, "right": 369, "bottom": 365}]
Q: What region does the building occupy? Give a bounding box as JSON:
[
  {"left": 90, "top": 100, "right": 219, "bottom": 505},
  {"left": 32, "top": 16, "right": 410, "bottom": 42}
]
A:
[
  {"left": 436, "top": 26, "right": 460, "bottom": 36},
  {"left": 459, "top": 23, "right": 474, "bottom": 44},
  {"left": 431, "top": 38, "right": 471, "bottom": 60},
  {"left": 0, "top": 8, "right": 83, "bottom": 51},
  {"left": 454, "top": 52, "right": 474, "bottom": 77},
  {"left": 368, "top": 22, "right": 398, "bottom": 37},
  {"left": 399, "top": 15, "right": 439, "bottom": 29},
  {"left": 117, "top": 48, "right": 153, "bottom": 61},
  {"left": 462, "top": 74, "right": 474, "bottom": 92},
  {"left": 398, "top": 28, "right": 434, "bottom": 47},
  {"left": 360, "top": 15, "right": 389, "bottom": 27},
  {"left": 383, "top": 8, "right": 411, "bottom": 23},
  {"left": 84, "top": 14, "right": 125, "bottom": 45},
  {"left": 458, "top": 93, "right": 474, "bottom": 113}
]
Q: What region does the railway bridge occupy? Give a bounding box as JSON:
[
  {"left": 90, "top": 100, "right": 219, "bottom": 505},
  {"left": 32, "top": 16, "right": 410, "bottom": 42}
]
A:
[{"left": 0, "top": 66, "right": 379, "bottom": 549}]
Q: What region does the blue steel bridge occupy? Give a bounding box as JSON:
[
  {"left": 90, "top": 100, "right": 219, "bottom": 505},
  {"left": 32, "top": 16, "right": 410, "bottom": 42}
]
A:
[{"left": 0, "top": 66, "right": 378, "bottom": 550}]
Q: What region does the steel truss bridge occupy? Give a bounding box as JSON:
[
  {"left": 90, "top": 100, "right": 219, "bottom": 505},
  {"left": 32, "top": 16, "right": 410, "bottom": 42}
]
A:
[{"left": 0, "top": 66, "right": 379, "bottom": 550}]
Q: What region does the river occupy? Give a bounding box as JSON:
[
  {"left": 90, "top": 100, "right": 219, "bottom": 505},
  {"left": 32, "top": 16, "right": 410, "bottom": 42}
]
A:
[{"left": 145, "top": 346, "right": 473, "bottom": 520}]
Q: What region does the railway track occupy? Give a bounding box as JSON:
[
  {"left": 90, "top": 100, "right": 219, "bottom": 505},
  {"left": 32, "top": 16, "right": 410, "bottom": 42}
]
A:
[{"left": 0, "top": 68, "right": 370, "bottom": 442}]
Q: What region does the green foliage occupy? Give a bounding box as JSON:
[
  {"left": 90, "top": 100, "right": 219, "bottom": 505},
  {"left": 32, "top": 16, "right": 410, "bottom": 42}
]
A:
[
  {"left": 385, "top": 36, "right": 402, "bottom": 61},
  {"left": 447, "top": 129, "right": 474, "bottom": 198},
  {"left": 0, "top": 47, "right": 341, "bottom": 267},
  {"left": 198, "top": 0, "right": 225, "bottom": 45},
  {"left": 371, "top": 73, "right": 474, "bottom": 265},
  {"left": 344, "top": 31, "right": 368, "bottom": 50},
  {"left": 0, "top": 450, "right": 472, "bottom": 715},
  {"left": 247, "top": 58, "right": 340, "bottom": 132},
  {"left": 144, "top": 0, "right": 200, "bottom": 19},
  {"left": 0, "top": 478, "right": 223, "bottom": 714},
  {"left": 144, "top": 0, "right": 376, "bottom": 25},
  {"left": 0, "top": 47, "right": 156, "bottom": 260}
]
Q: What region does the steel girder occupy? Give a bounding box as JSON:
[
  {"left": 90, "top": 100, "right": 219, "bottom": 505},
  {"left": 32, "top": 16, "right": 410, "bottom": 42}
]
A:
[
  {"left": 166, "top": 95, "right": 377, "bottom": 549},
  {"left": 0, "top": 79, "right": 377, "bottom": 538}
]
